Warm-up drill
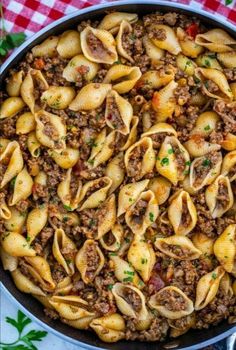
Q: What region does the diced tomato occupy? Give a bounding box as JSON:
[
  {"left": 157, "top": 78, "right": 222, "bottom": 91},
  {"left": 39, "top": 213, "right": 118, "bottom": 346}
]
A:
[
  {"left": 148, "top": 274, "right": 165, "bottom": 294},
  {"left": 34, "top": 58, "right": 45, "bottom": 70},
  {"left": 185, "top": 23, "right": 199, "bottom": 39}
]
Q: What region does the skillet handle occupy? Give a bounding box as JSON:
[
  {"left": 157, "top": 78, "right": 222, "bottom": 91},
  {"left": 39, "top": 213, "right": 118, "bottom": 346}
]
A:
[{"left": 226, "top": 333, "right": 236, "bottom": 350}]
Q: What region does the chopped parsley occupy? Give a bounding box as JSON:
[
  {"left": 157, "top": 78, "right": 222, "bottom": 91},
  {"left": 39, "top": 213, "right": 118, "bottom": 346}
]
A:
[
  {"left": 184, "top": 60, "right": 192, "bottom": 71},
  {"left": 212, "top": 272, "right": 217, "bottom": 280},
  {"left": 63, "top": 204, "right": 73, "bottom": 211},
  {"left": 123, "top": 276, "right": 133, "bottom": 283},
  {"left": 124, "top": 237, "right": 130, "bottom": 243},
  {"left": 149, "top": 212, "right": 154, "bottom": 222},
  {"left": 204, "top": 124, "right": 211, "bottom": 131},
  {"left": 129, "top": 197, "right": 133, "bottom": 202},
  {"left": 62, "top": 216, "right": 69, "bottom": 223},
  {"left": 26, "top": 235, "right": 31, "bottom": 242},
  {"left": 88, "top": 159, "right": 94, "bottom": 166},
  {"left": 160, "top": 157, "right": 169, "bottom": 166},
  {"left": 202, "top": 159, "right": 211, "bottom": 167},
  {"left": 107, "top": 284, "right": 114, "bottom": 290},
  {"left": 124, "top": 270, "right": 135, "bottom": 276},
  {"left": 185, "top": 161, "right": 191, "bottom": 166},
  {"left": 87, "top": 138, "right": 97, "bottom": 148},
  {"left": 10, "top": 177, "right": 16, "bottom": 189},
  {"left": 109, "top": 252, "right": 117, "bottom": 256},
  {"left": 141, "top": 258, "right": 148, "bottom": 264},
  {"left": 88, "top": 218, "right": 96, "bottom": 227},
  {"left": 204, "top": 59, "right": 211, "bottom": 67},
  {"left": 168, "top": 148, "right": 174, "bottom": 154}
]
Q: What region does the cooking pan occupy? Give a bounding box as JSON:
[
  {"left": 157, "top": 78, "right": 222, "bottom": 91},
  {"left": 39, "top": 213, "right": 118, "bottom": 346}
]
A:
[{"left": 0, "top": 1, "right": 236, "bottom": 349}]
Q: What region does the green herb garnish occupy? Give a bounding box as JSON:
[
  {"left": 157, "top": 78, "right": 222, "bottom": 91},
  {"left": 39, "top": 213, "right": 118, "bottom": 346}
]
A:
[
  {"left": 204, "top": 125, "right": 211, "bottom": 131},
  {"left": 63, "top": 204, "right": 73, "bottom": 211},
  {"left": 202, "top": 159, "right": 211, "bottom": 167},
  {"left": 160, "top": 157, "right": 169, "bottom": 166},
  {"left": 212, "top": 272, "right": 217, "bottom": 280},
  {"left": 149, "top": 212, "right": 154, "bottom": 222}
]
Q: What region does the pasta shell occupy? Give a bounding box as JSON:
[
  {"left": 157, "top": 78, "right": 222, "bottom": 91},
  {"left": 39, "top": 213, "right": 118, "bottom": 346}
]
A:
[
  {"left": 217, "top": 52, "right": 236, "bottom": 69},
  {"left": 189, "top": 151, "right": 222, "bottom": 191},
  {"left": 143, "top": 35, "right": 164, "bottom": 63},
  {"left": 155, "top": 235, "right": 201, "bottom": 260},
  {"left": 141, "top": 122, "right": 177, "bottom": 140},
  {"left": 109, "top": 254, "right": 144, "bottom": 288},
  {"left": 78, "top": 176, "right": 112, "bottom": 211},
  {"left": 23, "top": 256, "right": 55, "bottom": 291},
  {"left": 169, "top": 314, "right": 196, "bottom": 338},
  {"left": 98, "top": 12, "right": 138, "bottom": 34},
  {"left": 125, "top": 137, "right": 155, "bottom": 180},
  {"left": 195, "top": 266, "right": 225, "bottom": 310},
  {"left": 75, "top": 239, "right": 105, "bottom": 284},
  {"left": 105, "top": 152, "right": 125, "bottom": 195},
  {"left": 117, "top": 179, "right": 149, "bottom": 216},
  {"left": 62, "top": 54, "right": 99, "bottom": 82},
  {"left": 213, "top": 224, "right": 236, "bottom": 273},
  {"left": 41, "top": 86, "right": 75, "bottom": 109},
  {"left": 176, "top": 54, "right": 197, "bottom": 75},
  {"left": 221, "top": 132, "right": 236, "bottom": 151},
  {"left": 52, "top": 228, "right": 77, "bottom": 275},
  {"left": 26, "top": 205, "right": 48, "bottom": 243},
  {"left": 205, "top": 175, "right": 234, "bottom": 218},
  {"left": 9, "top": 167, "right": 33, "bottom": 206},
  {"left": 119, "top": 116, "right": 139, "bottom": 151},
  {"left": 125, "top": 190, "right": 159, "bottom": 235},
  {"left": 90, "top": 313, "right": 125, "bottom": 343},
  {"left": 103, "top": 64, "right": 142, "bottom": 94},
  {"left": 20, "top": 69, "right": 49, "bottom": 113},
  {"left": 128, "top": 234, "right": 156, "bottom": 282},
  {"left": 221, "top": 150, "right": 236, "bottom": 182},
  {"left": 168, "top": 190, "right": 197, "bottom": 236},
  {"left": 112, "top": 283, "right": 148, "bottom": 320},
  {"left": 88, "top": 129, "right": 116, "bottom": 168},
  {"left": 116, "top": 20, "right": 134, "bottom": 63},
  {"left": 176, "top": 27, "right": 203, "bottom": 58},
  {"left": 0, "top": 97, "right": 25, "bottom": 119},
  {"left": 11, "top": 269, "right": 45, "bottom": 296},
  {"left": 49, "top": 295, "right": 95, "bottom": 321},
  {"left": 51, "top": 147, "right": 80, "bottom": 169},
  {"left": 97, "top": 194, "right": 116, "bottom": 239},
  {"left": 57, "top": 30, "right": 81, "bottom": 58},
  {"left": 69, "top": 83, "right": 112, "bottom": 111},
  {"left": 80, "top": 26, "right": 118, "bottom": 64},
  {"left": 32, "top": 36, "right": 59, "bottom": 57},
  {"left": 184, "top": 136, "right": 221, "bottom": 157},
  {"left": 105, "top": 90, "right": 133, "bottom": 135},
  {"left": 0, "top": 247, "right": 18, "bottom": 272},
  {"left": 4, "top": 207, "right": 27, "bottom": 233},
  {"left": 190, "top": 111, "right": 220, "bottom": 136},
  {"left": 192, "top": 232, "right": 214, "bottom": 256},
  {"left": 6, "top": 70, "right": 24, "bottom": 97},
  {"left": 16, "top": 112, "right": 36, "bottom": 135},
  {"left": 220, "top": 273, "right": 234, "bottom": 298},
  {"left": 137, "top": 67, "right": 176, "bottom": 90},
  {"left": 100, "top": 223, "right": 124, "bottom": 252},
  {"left": 55, "top": 276, "right": 73, "bottom": 296},
  {"left": 152, "top": 80, "right": 178, "bottom": 122},
  {"left": 149, "top": 286, "right": 194, "bottom": 319},
  {"left": 0, "top": 138, "right": 10, "bottom": 154},
  {"left": 195, "top": 67, "right": 233, "bottom": 101},
  {"left": 35, "top": 110, "right": 66, "bottom": 152},
  {"left": 156, "top": 136, "right": 190, "bottom": 186},
  {"left": 57, "top": 169, "right": 82, "bottom": 210},
  {"left": 1, "top": 232, "right": 36, "bottom": 257},
  {"left": 195, "top": 54, "right": 222, "bottom": 71},
  {"left": 195, "top": 28, "right": 236, "bottom": 53},
  {"left": 27, "top": 131, "right": 41, "bottom": 158},
  {"left": 148, "top": 176, "right": 171, "bottom": 205},
  {"left": 0, "top": 197, "right": 11, "bottom": 220},
  {"left": 150, "top": 25, "right": 181, "bottom": 55}
]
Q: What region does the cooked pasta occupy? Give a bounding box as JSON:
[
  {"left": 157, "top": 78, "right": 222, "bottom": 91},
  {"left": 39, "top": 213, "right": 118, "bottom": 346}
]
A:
[{"left": 1, "top": 10, "right": 236, "bottom": 345}]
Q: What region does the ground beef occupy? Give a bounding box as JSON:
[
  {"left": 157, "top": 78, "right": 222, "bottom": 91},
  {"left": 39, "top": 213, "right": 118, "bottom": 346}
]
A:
[
  {"left": 85, "top": 242, "right": 100, "bottom": 281},
  {"left": 214, "top": 100, "right": 236, "bottom": 133},
  {"left": 131, "top": 199, "right": 148, "bottom": 224},
  {"left": 155, "top": 288, "right": 188, "bottom": 312},
  {"left": 0, "top": 116, "right": 16, "bottom": 137},
  {"left": 15, "top": 200, "right": 30, "bottom": 214},
  {"left": 87, "top": 31, "right": 109, "bottom": 60},
  {"left": 192, "top": 152, "right": 220, "bottom": 189},
  {"left": 223, "top": 68, "right": 236, "bottom": 82},
  {"left": 125, "top": 317, "right": 169, "bottom": 341},
  {"left": 44, "top": 308, "right": 59, "bottom": 320},
  {"left": 174, "top": 85, "right": 191, "bottom": 105},
  {"left": 106, "top": 95, "right": 124, "bottom": 130},
  {"left": 123, "top": 287, "right": 142, "bottom": 312},
  {"left": 126, "top": 144, "right": 146, "bottom": 179},
  {"left": 149, "top": 28, "right": 167, "bottom": 41}
]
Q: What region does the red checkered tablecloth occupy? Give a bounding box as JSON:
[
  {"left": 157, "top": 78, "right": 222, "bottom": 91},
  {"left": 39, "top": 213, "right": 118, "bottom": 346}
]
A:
[{"left": 2, "top": 0, "right": 236, "bottom": 37}]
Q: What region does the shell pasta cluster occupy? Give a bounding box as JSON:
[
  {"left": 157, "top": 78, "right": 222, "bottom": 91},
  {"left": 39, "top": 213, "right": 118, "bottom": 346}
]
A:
[{"left": 1, "top": 10, "right": 236, "bottom": 343}]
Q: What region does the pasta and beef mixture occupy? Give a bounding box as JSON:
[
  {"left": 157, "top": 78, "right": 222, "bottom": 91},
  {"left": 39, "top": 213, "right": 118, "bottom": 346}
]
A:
[{"left": 1, "top": 10, "right": 236, "bottom": 343}]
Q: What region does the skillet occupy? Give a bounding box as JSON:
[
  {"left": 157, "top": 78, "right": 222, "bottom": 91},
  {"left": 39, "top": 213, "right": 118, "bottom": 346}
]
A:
[{"left": 0, "top": 1, "right": 236, "bottom": 349}]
